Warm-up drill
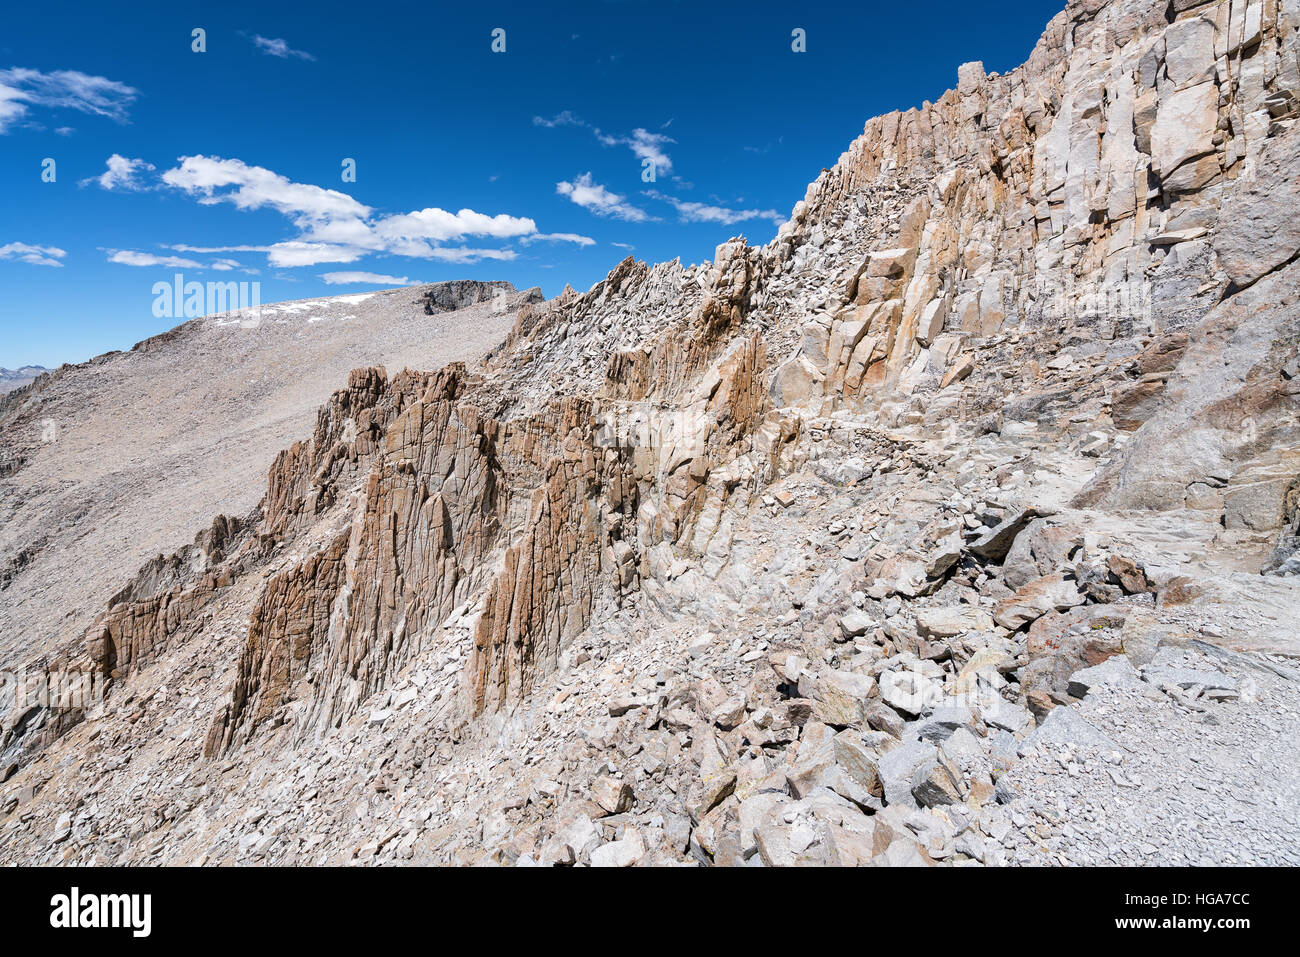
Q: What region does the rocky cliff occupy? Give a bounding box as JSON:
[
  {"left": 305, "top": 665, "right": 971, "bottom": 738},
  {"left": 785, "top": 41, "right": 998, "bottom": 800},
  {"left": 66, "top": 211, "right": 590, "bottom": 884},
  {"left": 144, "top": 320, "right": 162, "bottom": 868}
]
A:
[
  {"left": 0, "top": 282, "right": 535, "bottom": 668},
  {"left": 2, "top": 0, "right": 1298, "bottom": 866}
]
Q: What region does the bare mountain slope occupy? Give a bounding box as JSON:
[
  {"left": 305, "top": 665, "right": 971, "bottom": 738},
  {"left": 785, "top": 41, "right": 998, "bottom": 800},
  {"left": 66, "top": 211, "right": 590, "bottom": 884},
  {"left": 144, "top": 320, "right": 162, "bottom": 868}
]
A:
[
  {"left": 0, "top": 282, "right": 535, "bottom": 664},
  {"left": 1, "top": 0, "right": 1299, "bottom": 867},
  {"left": 0, "top": 368, "right": 48, "bottom": 395}
]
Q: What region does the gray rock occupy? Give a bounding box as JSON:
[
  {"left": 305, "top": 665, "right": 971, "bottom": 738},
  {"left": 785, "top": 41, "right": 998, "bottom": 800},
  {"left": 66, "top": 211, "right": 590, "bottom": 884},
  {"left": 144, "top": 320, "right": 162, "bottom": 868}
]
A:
[
  {"left": 968, "top": 507, "right": 1039, "bottom": 561},
  {"left": 864, "top": 701, "right": 906, "bottom": 738},
  {"left": 879, "top": 669, "right": 942, "bottom": 715},
  {"left": 915, "top": 606, "right": 993, "bottom": 638},
  {"left": 810, "top": 670, "right": 876, "bottom": 727},
  {"left": 878, "top": 739, "right": 938, "bottom": 809},
  {"left": 838, "top": 609, "right": 874, "bottom": 639},
  {"left": 909, "top": 702, "right": 978, "bottom": 743},
  {"left": 1141, "top": 664, "right": 1236, "bottom": 693},
  {"left": 988, "top": 730, "right": 1019, "bottom": 778},
  {"left": 994, "top": 574, "right": 1084, "bottom": 629},
  {"left": 1067, "top": 654, "right": 1144, "bottom": 698},
  {"left": 1213, "top": 123, "right": 1300, "bottom": 287},
  {"left": 911, "top": 758, "right": 962, "bottom": 807},
  {"left": 590, "top": 831, "right": 645, "bottom": 867},
  {"left": 591, "top": 775, "right": 635, "bottom": 815},
  {"left": 974, "top": 693, "right": 1032, "bottom": 734},
  {"left": 1020, "top": 706, "right": 1117, "bottom": 754}
]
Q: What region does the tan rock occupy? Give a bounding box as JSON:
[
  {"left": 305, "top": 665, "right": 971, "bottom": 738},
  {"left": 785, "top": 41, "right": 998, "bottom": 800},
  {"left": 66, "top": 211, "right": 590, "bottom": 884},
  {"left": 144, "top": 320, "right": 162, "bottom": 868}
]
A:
[
  {"left": 994, "top": 574, "right": 1085, "bottom": 630},
  {"left": 591, "top": 775, "right": 635, "bottom": 816},
  {"left": 1150, "top": 81, "right": 1218, "bottom": 177}
]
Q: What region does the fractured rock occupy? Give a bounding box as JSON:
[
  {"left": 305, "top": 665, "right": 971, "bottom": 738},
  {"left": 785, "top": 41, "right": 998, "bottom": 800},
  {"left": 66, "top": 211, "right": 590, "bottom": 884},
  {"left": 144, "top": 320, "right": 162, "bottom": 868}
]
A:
[{"left": 994, "top": 574, "right": 1085, "bottom": 630}]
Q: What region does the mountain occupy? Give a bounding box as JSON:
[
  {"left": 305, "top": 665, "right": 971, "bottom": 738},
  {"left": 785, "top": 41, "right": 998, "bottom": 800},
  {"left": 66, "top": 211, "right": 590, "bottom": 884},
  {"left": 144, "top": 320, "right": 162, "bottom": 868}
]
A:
[
  {"left": 1, "top": 0, "right": 1298, "bottom": 866},
  {"left": 0, "top": 367, "right": 49, "bottom": 395},
  {"left": 0, "top": 282, "right": 535, "bottom": 667}
]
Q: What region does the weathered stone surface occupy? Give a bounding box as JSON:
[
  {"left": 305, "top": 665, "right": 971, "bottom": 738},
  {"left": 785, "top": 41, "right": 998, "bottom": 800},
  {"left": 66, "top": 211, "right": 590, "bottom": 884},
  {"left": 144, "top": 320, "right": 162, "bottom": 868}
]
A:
[
  {"left": 839, "top": 609, "right": 874, "bottom": 638},
  {"left": 1021, "top": 706, "right": 1117, "bottom": 753},
  {"left": 591, "top": 775, "right": 635, "bottom": 816},
  {"left": 590, "top": 832, "right": 645, "bottom": 867},
  {"left": 878, "top": 739, "right": 938, "bottom": 810},
  {"left": 915, "top": 606, "right": 994, "bottom": 639},
  {"left": 810, "top": 671, "right": 877, "bottom": 727},
  {"left": 968, "top": 508, "right": 1038, "bottom": 561},
  {"left": 911, "top": 758, "right": 962, "bottom": 807},
  {"left": 1150, "top": 81, "right": 1218, "bottom": 178},
  {"left": 1067, "top": 655, "right": 1143, "bottom": 698},
  {"left": 1163, "top": 16, "right": 1216, "bottom": 87},
  {"left": 879, "top": 669, "right": 942, "bottom": 715},
  {"left": 1214, "top": 124, "right": 1300, "bottom": 286},
  {"left": 1002, "top": 520, "right": 1082, "bottom": 590},
  {"left": 994, "top": 574, "right": 1085, "bottom": 630},
  {"left": 1107, "top": 555, "right": 1152, "bottom": 595}
]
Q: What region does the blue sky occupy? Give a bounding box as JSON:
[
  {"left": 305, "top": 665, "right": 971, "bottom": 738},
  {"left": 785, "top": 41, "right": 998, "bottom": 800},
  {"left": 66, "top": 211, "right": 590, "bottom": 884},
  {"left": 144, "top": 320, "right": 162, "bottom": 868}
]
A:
[{"left": 0, "top": 0, "right": 1065, "bottom": 369}]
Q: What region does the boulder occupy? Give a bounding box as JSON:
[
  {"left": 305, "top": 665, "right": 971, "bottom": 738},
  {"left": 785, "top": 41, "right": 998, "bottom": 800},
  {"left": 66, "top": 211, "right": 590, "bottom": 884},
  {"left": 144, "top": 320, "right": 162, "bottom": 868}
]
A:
[
  {"left": 590, "top": 831, "right": 645, "bottom": 867},
  {"left": 879, "top": 669, "right": 942, "bottom": 715},
  {"left": 838, "top": 609, "right": 874, "bottom": 639},
  {"left": 1066, "top": 654, "right": 1144, "bottom": 698},
  {"left": 591, "top": 775, "right": 635, "bottom": 815},
  {"left": 878, "top": 739, "right": 938, "bottom": 809},
  {"left": 994, "top": 574, "right": 1085, "bottom": 629},
  {"left": 1020, "top": 706, "right": 1117, "bottom": 754},
  {"left": 1001, "top": 520, "right": 1083, "bottom": 590},
  {"left": 911, "top": 758, "right": 962, "bottom": 807},
  {"left": 1107, "top": 555, "right": 1152, "bottom": 595},
  {"left": 968, "top": 507, "right": 1039, "bottom": 561},
  {"left": 915, "top": 606, "right": 995, "bottom": 639},
  {"left": 810, "top": 670, "right": 877, "bottom": 727}
]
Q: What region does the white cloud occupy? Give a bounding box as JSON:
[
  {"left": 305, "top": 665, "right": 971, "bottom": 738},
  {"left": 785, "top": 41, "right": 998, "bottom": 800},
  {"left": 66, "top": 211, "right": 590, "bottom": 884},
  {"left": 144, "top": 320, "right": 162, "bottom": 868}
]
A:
[
  {"left": 0, "top": 67, "right": 138, "bottom": 134},
  {"left": 321, "top": 271, "right": 420, "bottom": 286},
  {"left": 597, "top": 127, "right": 675, "bottom": 174},
  {"left": 107, "top": 250, "right": 203, "bottom": 268},
  {"left": 105, "top": 248, "right": 260, "bottom": 273},
  {"left": 533, "top": 111, "right": 584, "bottom": 128},
  {"left": 0, "top": 242, "right": 67, "bottom": 267},
  {"left": 520, "top": 232, "right": 597, "bottom": 246},
  {"left": 161, "top": 155, "right": 567, "bottom": 268},
  {"left": 373, "top": 207, "right": 536, "bottom": 257},
  {"left": 163, "top": 156, "right": 371, "bottom": 236},
  {"left": 536, "top": 113, "right": 675, "bottom": 173},
  {"left": 0, "top": 88, "right": 27, "bottom": 131},
  {"left": 252, "top": 36, "right": 315, "bottom": 60},
  {"left": 166, "top": 243, "right": 272, "bottom": 254},
  {"left": 556, "top": 173, "right": 651, "bottom": 223},
  {"left": 421, "top": 247, "right": 517, "bottom": 264},
  {"left": 644, "top": 190, "right": 783, "bottom": 226},
  {"left": 82, "top": 154, "right": 155, "bottom": 191},
  {"left": 267, "top": 241, "right": 365, "bottom": 267}
]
